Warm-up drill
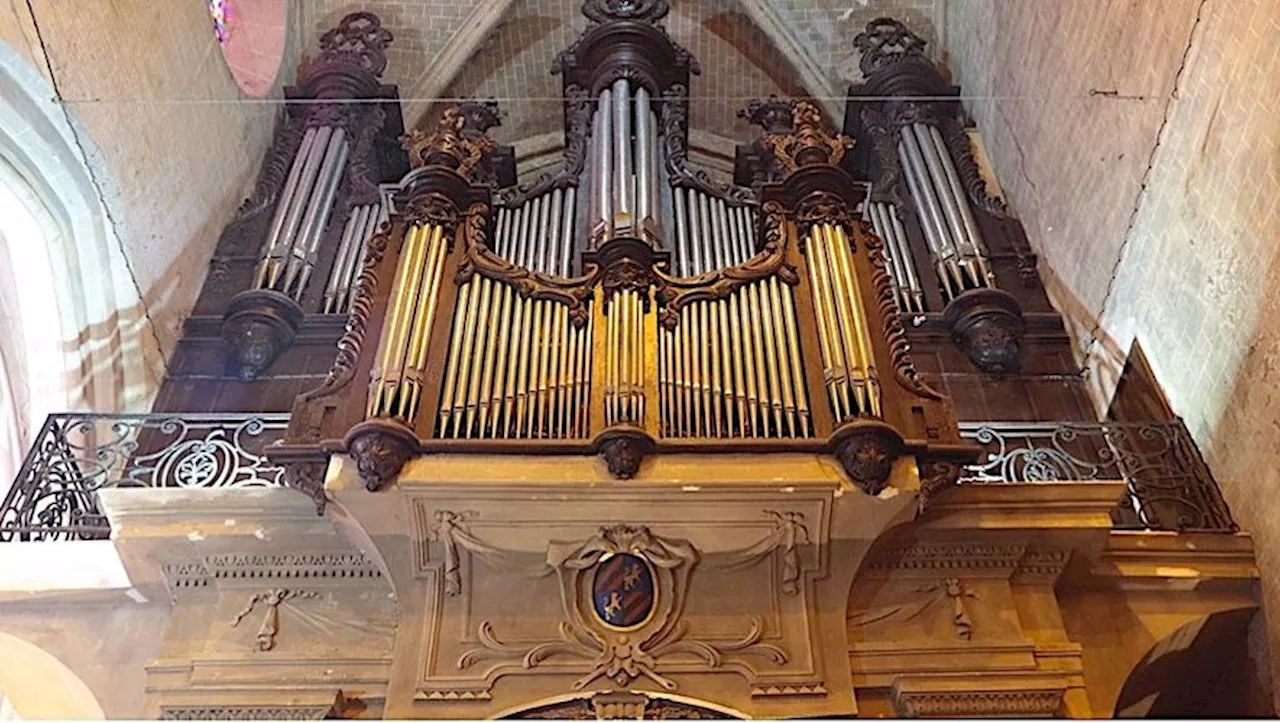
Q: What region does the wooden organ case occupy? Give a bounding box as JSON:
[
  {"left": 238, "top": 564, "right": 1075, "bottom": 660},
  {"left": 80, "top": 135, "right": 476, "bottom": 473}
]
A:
[{"left": 269, "top": 1, "right": 976, "bottom": 717}]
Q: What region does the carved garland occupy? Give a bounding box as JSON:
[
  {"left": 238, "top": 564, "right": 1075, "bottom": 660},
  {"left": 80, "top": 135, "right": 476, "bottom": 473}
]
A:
[
  {"left": 454, "top": 202, "right": 598, "bottom": 327},
  {"left": 495, "top": 84, "right": 594, "bottom": 208},
  {"left": 653, "top": 200, "right": 798, "bottom": 329},
  {"left": 660, "top": 84, "right": 757, "bottom": 206}
]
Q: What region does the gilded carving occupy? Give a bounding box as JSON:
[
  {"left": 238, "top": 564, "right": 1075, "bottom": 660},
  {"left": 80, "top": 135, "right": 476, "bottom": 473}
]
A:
[
  {"left": 402, "top": 106, "right": 497, "bottom": 178},
  {"left": 759, "top": 101, "right": 853, "bottom": 173}
]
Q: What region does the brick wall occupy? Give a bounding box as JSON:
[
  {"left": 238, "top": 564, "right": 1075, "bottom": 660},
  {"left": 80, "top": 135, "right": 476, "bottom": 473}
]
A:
[{"left": 947, "top": 0, "right": 1280, "bottom": 702}]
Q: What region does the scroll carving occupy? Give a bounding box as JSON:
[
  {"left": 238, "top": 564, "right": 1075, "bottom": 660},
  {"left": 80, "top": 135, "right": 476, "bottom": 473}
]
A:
[
  {"left": 230, "top": 112, "right": 307, "bottom": 225},
  {"left": 403, "top": 191, "right": 462, "bottom": 239},
  {"left": 864, "top": 228, "right": 944, "bottom": 400},
  {"left": 654, "top": 200, "right": 798, "bottom": 329},
  {"left": 454, "top": 202, "right": 598, "bottom": 327},
  {"left": 939, "top": 116, "right": 1009, "bottom": 217},
  {"left": 660, "top": 84, "right": 757, "bottom": 205},
  {"left": 495, "top": 85, "right": 593, "bottom": 207},
  {"left": 298, "top": 229, "right": 390, "bottom": 404},
  {"left": 794, "top": 191, "right": 860, "bottom": 242}
]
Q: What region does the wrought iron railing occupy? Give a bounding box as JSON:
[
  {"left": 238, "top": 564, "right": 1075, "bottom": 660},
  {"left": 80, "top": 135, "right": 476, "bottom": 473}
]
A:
[
  {"left": 959, "top": 421, "right": 1237, "bottom": 532},
  {"left": 0, "top": 414, "right": 290, "bottom": 542}
]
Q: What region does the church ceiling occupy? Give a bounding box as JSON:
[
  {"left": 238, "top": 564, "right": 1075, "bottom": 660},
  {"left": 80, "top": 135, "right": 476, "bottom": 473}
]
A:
[{"left": 302, "top": 0, "right": 944, "bottom": 141}]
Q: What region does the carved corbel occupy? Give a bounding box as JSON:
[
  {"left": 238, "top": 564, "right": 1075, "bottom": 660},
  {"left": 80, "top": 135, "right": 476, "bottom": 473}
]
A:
[
  {"left": 220, "top": 289, "right": 305, "bottom": 381},
  {"left": 583, "top": 236, "right": 669, "bottom": 316},
  {"left": 282, "top": 460, "right": 328, "bottom": 515},
  {"left": 830, "top": 421, "right": 904, "bottom": 496},
  {"left": 343, "top": 419, "right": 418, "bottom": 491},
  {"left": 942, "top": 287, "right": 1026, "bottom": 375},
  {"left": 592, "top": 427, "right": 655, "bottom": 480}
]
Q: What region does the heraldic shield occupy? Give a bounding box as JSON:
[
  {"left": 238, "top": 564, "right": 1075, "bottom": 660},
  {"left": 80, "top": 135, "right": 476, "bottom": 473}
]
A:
[{"left": 591, "top": 552, "right": 657, "bottom": 628}]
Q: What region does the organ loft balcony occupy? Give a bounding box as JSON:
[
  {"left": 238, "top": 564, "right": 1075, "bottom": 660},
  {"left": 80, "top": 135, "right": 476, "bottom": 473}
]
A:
[{"left": 0, "top": 4, "right": 1267, "bottom": 720}]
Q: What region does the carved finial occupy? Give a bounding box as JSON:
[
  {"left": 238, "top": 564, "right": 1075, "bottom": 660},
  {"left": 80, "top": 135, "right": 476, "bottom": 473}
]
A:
[
  {"left": 315, "top": 12, "right": 394, "bottom": 77},
  {"left": 401, "top": 104, "right": 499, "bottom": 178},
  {"left": 758, "top": 100, "right": 854, "bottom": 173},
  {"left": 738, "top": 96, "right": 795, "bottom": 133},
  {"left": 581, "top": 0, "right": 670, "bottom": 25},
  {"left": 853, "top": 17, "right": 928, "bottom": 77}
]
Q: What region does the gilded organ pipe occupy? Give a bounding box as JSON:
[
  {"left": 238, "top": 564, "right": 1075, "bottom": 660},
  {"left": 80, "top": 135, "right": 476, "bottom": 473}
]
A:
[{"left": 368, "top": 222, "right": 451, "bottom": 424}]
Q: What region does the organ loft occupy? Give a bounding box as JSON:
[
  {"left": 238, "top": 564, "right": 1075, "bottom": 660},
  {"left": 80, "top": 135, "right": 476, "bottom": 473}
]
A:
[{"left": 0, "top": 2, "right": 1271, "bottom": 719}]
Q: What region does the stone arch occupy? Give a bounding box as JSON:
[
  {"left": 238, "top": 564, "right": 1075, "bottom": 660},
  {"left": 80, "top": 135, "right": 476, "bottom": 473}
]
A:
[
  {"left": 0, "top": 38, "right": 162, "bottom": 488},
  {"left": 1114, "top": 606, "right": 1273, "bottom": 717},
  {"left": 0, "top": 630, "right": 104, "bottom": 719}
]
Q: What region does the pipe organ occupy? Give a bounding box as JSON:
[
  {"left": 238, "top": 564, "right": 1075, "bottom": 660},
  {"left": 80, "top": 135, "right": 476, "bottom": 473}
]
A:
[
  {"left": 218, "top": 13, "right": 407, "bottom": 381},
  {"left": 283, "top": 0, "right": 963, "bottom": 500},
  {"left": 845, "top": 17, "right": 1029, "bottom": 374}
]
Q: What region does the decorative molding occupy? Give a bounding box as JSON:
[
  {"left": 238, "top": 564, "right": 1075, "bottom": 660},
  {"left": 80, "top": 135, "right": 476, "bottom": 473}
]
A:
[
  {"left": 159, "top": 706, "right": 332, "bottom": 720},
  {"left": 202, "top": 552, "right": 384, "bottom": 581},
  {"left": 296, "top": 229, "right": 390, "bottom": 406},
  {"left": 865, "top": 229, "right": 945, "bottom": 401},
  {"left": 865, "top": 543, "right": 1026, "bottom": 573},
  {"left": 892, "top": 688, "right": 1064, "bottom": 718},
  {"left": 751, "top": 683, "right": 828, "bottom": 698},
  {"left": 1013, "top": 547, "right": 1071, "bottom": 584},
  {"left": 517, "top": 692, "right": 738, "bottom": 719},
  {"left": 230, "top": 588, "right": 321, "bottom": 651}
]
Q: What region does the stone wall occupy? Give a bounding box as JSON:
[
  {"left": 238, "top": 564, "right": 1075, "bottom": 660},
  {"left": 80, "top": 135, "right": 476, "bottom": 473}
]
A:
[
  {"left": 1, "top": 0, "right": 301, "bottom": 379},
  {"left": 945, "top": 0, "right": 1280, "bottom": 702}
]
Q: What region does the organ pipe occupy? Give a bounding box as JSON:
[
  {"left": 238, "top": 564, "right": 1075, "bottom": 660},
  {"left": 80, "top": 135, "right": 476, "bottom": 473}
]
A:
[
  {"left": 367, "top": 222, "right": 450, "bottom": 423},
  {"left": 898, "top": 120, "right": 995, "bottom": 302},
  {"left": 867, "top": 201, "right": 925, "bottom": 313},
  {"left": 254, "top": 124, "right": 353, "bottom": 301}
]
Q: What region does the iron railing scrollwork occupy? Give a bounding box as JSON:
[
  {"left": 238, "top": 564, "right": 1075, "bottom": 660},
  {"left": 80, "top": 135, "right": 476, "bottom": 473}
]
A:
[
  {"left": 0, "top": 414, "right": 290, "bottom": 542},
  {"left": 959, "top": 421, "right": 1236, "bottom": 532}
]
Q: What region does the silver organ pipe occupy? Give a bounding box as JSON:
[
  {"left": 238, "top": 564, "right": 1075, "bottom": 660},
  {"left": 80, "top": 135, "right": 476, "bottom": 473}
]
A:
[
  {"left": 612, "top": 78, "right": 633, "bottom": 225},
  {"left": 253, "top": 123, "right": 353, "bottom": 301},
  {"left": 867, "top": 201, "right": 925, "bottom": 313},
  {"left": 589, "top": 79, "right": 663, "bottom": 244},
  {"left": 635, "top": 86, "right": 652, "bottom": 228},
  {"left": 897, "top": 121, "right": 995, "bottom": 301},
  {"left": 323, "top": 199, "right": 387, "bottom": 314}
]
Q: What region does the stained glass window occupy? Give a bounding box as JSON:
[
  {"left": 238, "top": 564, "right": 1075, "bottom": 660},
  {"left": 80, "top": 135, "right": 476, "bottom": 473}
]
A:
[{"left": 209, "top": 0, "right": 231, "bottom": 44}]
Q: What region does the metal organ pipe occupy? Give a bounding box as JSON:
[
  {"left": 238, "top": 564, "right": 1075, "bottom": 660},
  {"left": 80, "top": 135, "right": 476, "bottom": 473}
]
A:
[
  {"left": 612, "top": 78, "right": 632, "bottom": 223},
  {"left": 253, "top": 122, "right": 352, "bottom": 302},
  {"left": 635, "top": 86, "right": 652, "bottom": 227},
  {"left": 897, "top": 121, "right": 995, "bottom": 301},
  {"left": 867, "top": 201, "right": 925, "bottom": 313}
]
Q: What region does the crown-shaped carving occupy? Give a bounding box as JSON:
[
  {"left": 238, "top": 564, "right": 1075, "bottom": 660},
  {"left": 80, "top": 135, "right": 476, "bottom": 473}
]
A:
[
  {"left": 581, "top": 0, "right": 670, "bottom": 25},
  {"left": 738, "top": 96, "right": 796, "bottom": 134},
  {"left": 401, "top": 104, "right": 499, "bottom": 178},
  {"left": 759, "top": 100, "right": 854, "bottom": 172},
  {"left": 853, "top": 17, "right": 929, "bottom": 77},
  {"left": 314, "top": 12, "right": 393, "bottom": 78}
]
